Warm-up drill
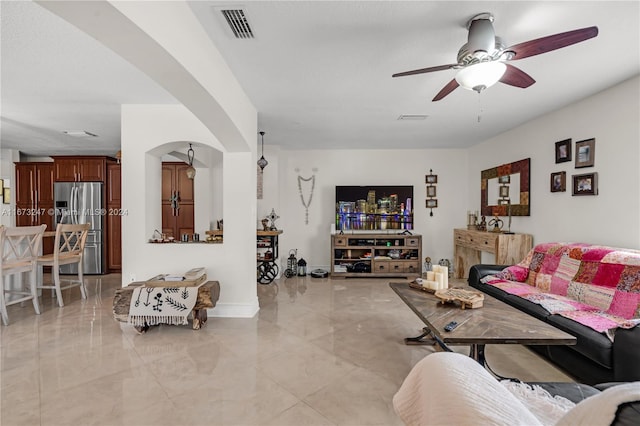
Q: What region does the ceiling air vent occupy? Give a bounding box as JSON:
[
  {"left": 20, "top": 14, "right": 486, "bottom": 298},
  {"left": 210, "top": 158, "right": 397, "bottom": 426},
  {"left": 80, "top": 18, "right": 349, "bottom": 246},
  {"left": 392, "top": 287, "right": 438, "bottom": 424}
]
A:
[{"left": 220, "top": 9, "right": 254, "bottom": 39}]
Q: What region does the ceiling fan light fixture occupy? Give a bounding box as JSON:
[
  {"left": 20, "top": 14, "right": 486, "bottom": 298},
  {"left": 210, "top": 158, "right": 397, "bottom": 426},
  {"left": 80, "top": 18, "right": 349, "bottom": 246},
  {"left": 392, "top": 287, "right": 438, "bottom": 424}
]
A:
[{"left": 455, "top": 61, "right": 507, "bottom": 93}]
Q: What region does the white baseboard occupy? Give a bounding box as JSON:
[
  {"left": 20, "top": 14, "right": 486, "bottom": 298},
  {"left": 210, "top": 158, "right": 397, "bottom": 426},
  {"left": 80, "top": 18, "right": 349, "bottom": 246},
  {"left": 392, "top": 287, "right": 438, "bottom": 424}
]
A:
[{"left": 208, "top": 301, "right": 259, "bottom": 318}]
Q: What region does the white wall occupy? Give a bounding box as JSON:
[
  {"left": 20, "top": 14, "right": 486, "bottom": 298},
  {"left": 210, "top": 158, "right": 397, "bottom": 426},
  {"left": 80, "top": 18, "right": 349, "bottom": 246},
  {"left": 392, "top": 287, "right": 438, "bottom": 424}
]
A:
[
  {"left": 264, "top": 148, "right": 468, "bottom": 273},
  {"left": 0, "top": 149, "right": 20, "bottom": 226},
  {"left": 468, "top": 76, "right": 640, "bottom": 249},
  {"left": 121, "top": 105, "right": 258, "bottom": 318}
]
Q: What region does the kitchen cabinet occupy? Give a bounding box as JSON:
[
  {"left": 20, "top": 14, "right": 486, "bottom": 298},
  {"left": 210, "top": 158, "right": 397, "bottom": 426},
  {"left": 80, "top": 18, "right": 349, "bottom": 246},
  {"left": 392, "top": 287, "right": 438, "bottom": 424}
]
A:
[
  {"left": 14, "top": 162, "right": 55, "bottom": 254},
  {"left": 161, "top": 162, "right": 194, "bottom": 239},
  {"left": 106, "top": 163, "right": 122, "bottom": 271},
  {"left": 51, "top": 156, "right": 108, "bottom": 182}
]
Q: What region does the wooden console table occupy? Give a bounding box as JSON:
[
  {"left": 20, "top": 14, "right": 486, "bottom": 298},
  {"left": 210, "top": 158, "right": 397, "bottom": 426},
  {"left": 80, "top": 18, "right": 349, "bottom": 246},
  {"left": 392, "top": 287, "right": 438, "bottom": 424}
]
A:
[{"left": 454, "top": 229, "right": 532, "bottom": 279}]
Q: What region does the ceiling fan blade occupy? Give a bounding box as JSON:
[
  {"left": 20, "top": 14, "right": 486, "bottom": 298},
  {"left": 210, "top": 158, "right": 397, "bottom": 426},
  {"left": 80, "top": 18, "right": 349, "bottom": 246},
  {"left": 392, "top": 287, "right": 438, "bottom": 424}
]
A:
[
  {"left": 392, "top": 64, "right": 457, "bottom": 78},
  {"left": 506, "top": 26, "right": 598, "bottom": 60},
  {"left": 500, "top": 64, "right": 536, "bottom": 88},
  {"left": 432, "top": 79, "right": 459, "bottom": 102}
]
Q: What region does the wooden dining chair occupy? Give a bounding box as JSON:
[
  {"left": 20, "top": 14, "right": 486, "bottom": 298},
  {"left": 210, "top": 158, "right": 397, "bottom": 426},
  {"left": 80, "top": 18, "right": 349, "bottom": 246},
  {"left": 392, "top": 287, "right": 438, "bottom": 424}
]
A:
[
  {"left": 0, "top": 224, "right": 47, "bottom": 326},
  {"left": 37, "top": 223, "right": 90, "bottom": 307}
]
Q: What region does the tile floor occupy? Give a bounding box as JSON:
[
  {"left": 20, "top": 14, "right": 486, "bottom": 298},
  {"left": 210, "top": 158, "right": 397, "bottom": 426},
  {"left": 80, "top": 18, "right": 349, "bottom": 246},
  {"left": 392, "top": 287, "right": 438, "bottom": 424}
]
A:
[{"left": 1, "top": 274, "right": 573, "bottom": 425}]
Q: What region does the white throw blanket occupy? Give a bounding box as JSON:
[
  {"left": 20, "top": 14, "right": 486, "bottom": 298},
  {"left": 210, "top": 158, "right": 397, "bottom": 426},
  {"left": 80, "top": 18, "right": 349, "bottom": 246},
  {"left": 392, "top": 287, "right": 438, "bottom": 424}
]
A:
[
  {"left": 128, "top": 284, "right": 201, "bottom": 326},
  {"left": 393, "top": 352, "right": 640, "bottom": 426}
]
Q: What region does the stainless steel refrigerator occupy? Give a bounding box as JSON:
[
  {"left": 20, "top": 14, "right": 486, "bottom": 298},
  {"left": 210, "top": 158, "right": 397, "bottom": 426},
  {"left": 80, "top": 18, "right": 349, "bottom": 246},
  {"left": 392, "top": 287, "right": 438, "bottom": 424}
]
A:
[{"left": 53, "top": 182, "right": 104, "bottom": 274}]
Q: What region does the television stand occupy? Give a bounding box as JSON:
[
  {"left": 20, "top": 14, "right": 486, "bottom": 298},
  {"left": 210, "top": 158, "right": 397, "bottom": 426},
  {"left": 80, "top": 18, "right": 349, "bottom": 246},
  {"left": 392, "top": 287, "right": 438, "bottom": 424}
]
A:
[{"left": 331, "top": 233, "right": 421, "bottom": 278}]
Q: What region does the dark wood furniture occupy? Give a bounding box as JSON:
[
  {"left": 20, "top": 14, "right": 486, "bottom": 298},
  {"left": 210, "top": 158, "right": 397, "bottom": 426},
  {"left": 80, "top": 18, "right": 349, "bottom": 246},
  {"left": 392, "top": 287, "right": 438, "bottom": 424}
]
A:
[
  {"left": 112, "top": 281, "right": 220, "bottom": 333},
  {"left": 390, "top": 282, "right": 575, "bottom": 371},
  {"left": 16, "top": 156, "right": 121, "bottom": 272},
  {"left": 161, "top": 162, "right": 194, "bottom": 240},
  {"left": 106, "top": 163, "right": 121, "bottom": 271},
  {"left": 14, "top": 162, "right": 55, "bottom": 255},
  {"left": 51, "top": 156, "right": 110, "bottom": 182},
  {"left": 331, "top": 233, "right": 421, "bottom": 278}
]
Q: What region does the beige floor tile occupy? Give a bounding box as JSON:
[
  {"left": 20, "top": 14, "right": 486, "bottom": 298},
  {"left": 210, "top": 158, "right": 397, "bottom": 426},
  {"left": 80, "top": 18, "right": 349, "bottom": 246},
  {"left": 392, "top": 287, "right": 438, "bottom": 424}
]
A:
[
  {"left": 258, "top": 341, "right": 358, "bottom": 399},
  {"left": 0, "top": 272, "right": 578, "bottom": 425},
  {"left": 304, "top": 366, "right": 404, "bottom": 426},
  {"left": 262, "top": 401, "right": 337, "bottom": 426}
]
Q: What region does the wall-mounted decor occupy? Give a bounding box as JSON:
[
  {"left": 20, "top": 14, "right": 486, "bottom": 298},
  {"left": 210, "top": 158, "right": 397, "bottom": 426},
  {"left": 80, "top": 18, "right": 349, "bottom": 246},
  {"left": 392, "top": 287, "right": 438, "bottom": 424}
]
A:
[
  {"left": 499, "top": 185, "right": 509, "bottom": 198},
  {"left": 498, "top": 175, "right": 510, "bottom": 184},
  {"left": 481, "top": 158, "right": 530, "bottom": 216},
  {"left": 575, "top": 138, "right": 595, "bottom": 168},
  {"left": 425, "top": 169, "right": 438, "bottom": 216},
  {"left": 296, "top": 167, "right": 317, "bottom": 225},
  {"left": 550, "top": 171, "right": 566, "bottom": 192},
  {"left": 555, "top": 139, "right": 572, "bottom": 163},
  {"left": 572, "top": 172, "right": 598, "bottom": 196},
  {"left": 1, "top": 179, "right": 8, "bottom": 204}
]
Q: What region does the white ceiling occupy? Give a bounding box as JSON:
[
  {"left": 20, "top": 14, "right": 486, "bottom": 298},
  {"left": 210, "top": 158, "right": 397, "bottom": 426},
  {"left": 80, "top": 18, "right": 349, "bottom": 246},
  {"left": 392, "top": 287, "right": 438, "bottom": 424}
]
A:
[{"left": 2, "top": 1, "right": 639, "bottom": 156}]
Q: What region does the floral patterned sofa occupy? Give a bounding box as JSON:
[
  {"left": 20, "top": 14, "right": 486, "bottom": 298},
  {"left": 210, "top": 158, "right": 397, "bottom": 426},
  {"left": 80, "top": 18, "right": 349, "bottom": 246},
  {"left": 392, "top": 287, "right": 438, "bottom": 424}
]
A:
[{"left": 469, "top": 242, "right": 640, "bottom": 384}]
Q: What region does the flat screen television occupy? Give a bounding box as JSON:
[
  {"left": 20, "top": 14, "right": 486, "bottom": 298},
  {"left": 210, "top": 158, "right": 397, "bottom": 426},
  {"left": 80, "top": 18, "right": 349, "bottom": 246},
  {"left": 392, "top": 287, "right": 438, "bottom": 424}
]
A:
[{"left": 336, "top": 185, "right": 413, "bottom": 231}]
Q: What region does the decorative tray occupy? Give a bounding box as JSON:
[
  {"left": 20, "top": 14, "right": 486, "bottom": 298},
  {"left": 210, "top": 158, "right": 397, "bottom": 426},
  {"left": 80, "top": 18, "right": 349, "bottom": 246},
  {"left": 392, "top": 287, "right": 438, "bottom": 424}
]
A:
[{"left": 434, "top": 288, "right": 484, "bottom": 309}]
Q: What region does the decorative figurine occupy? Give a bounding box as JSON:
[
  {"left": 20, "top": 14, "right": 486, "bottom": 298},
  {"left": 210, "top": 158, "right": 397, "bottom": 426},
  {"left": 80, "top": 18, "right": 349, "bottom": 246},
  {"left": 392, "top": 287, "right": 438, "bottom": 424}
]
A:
[
  {"left": 267, "top": 208, "right": 280, "bottom": 231},
  {"left": 261, "top": 218, "right": 269, "bottom": 231},
  {"left": 488, "top": 216, "right": 504, "bottom": 232}
]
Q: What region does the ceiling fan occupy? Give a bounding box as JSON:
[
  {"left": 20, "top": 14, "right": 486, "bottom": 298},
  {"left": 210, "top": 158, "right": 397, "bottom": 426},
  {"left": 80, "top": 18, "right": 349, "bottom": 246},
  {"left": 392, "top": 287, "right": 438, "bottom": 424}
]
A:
[{"left": 392, "top": 13, "right": 598, "bottom": 101}]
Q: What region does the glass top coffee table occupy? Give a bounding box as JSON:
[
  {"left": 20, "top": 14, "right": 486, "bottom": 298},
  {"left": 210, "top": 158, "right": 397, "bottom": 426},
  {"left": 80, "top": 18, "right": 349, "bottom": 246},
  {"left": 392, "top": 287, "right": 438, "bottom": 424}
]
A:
[{"left": 390, "top": 282, "right": 576, "bottom": 375}]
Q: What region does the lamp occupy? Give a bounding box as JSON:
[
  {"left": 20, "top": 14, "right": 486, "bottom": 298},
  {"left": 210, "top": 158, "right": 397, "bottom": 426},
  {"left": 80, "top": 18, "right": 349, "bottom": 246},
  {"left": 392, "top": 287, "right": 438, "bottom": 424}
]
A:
[
  {"left": 186, "top": 143, "right": 196, "bottom": 180},
  {"left": 257, "top": 131, "right": 268, "bottom": 171},
  {"left": 455, "top": 61, "right": 507, "bottom": 93}
]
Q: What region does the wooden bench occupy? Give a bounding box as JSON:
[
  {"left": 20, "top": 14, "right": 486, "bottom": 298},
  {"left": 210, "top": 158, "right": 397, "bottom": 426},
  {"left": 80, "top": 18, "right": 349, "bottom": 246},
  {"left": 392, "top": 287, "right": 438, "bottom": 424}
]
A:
[{"left": 112, "top": 281, "right": 220, "bottom": 333}]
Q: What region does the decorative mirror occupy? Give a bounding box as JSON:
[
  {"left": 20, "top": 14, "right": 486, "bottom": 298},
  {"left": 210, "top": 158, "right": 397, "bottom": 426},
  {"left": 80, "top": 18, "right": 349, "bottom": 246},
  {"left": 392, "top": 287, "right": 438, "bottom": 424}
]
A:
[{"left": 481, "top": 158, "right": 530, "bottom": 216}]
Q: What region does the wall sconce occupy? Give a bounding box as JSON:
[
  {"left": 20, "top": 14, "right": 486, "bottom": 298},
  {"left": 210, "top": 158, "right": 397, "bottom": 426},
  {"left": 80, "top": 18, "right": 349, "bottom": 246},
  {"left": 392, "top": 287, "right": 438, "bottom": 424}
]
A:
[
  {"left": 257, "top": 131, "right": 268, "bottom": 171},
  {"left": 186, "top": 143, "right": 196, "bottom": 179}
]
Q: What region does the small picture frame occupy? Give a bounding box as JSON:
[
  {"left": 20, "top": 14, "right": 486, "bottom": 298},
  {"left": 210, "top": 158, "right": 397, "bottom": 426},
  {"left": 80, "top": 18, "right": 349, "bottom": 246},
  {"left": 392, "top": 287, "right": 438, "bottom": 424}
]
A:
[
  {"left": 425, "top": 174, "right": 438, "bottom": 184},
  {"left": 497, "top": 199, "right": 511, "bottom": 205},
  {"left": 498, "top": 175, "right": 510, "bottom": 184},
  {"left": 575, "top": 138, "right": 595, "bottom": 168},
  {"left": 550, "top": 171, "right": 566, "bottom": 193},
  {"left": 425, "top": 199, "right": 438, "bottom": 208},
  {"left": 572, "top": 172, "right": 598, "bottom": 196},
  {"left": 2, "top": 188, "right": 9, "bottom": 204},
  {"left": 426, "top": 185, "right": 437, "bottom": 198},
  {"left": 555, "top": 139, "right": 572, "bottom": 164},
  {"left": 499, "top": 185, "right": 509, "bottom": 198}
]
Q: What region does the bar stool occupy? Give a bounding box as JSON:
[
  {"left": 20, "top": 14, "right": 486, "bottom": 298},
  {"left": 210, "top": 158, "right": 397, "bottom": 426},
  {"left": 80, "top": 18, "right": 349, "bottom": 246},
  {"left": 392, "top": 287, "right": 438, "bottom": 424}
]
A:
[
  {"left": 37, "top": 223, "right": 90, "bottom": 307},
  {"left": 0, "top": 224, "right": 46, "bottom": 325}
]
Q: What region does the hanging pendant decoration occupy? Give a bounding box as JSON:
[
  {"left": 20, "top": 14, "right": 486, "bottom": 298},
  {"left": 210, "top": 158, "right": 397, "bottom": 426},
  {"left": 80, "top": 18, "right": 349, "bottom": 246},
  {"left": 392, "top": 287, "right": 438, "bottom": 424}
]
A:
[{"left": 297, "top": 173, "right": 315, "bottom": 225}]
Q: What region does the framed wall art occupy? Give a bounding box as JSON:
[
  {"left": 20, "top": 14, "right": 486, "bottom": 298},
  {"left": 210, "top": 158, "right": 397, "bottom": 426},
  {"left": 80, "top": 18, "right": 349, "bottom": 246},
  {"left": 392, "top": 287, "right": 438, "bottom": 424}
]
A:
[
  {"left": 550, "top": 171, "right": 566, "bottom": 192},
  {"left": 555, "top": 139, "right": 572, "bottom": 164},
  {"left": 426, "top": 185, "right": 436, "bottom": 198},
  {"left": 575, "top": 138, "right": 595, "bottom": 168},
  {"left": 426, "top": 199, "right": 438, "bottom": 208},
  {"left": 572, "top": 172, "right": 598, "bottom": 196},
  {"left": 425, "top": 173, "right": 437, "bottom": 184}
]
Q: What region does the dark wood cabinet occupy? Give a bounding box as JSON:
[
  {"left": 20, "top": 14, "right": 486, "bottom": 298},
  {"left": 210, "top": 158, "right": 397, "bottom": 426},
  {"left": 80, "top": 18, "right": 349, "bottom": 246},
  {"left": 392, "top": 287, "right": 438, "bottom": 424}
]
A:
[
  {"left": 106, "top": 163, "right": 122, "bottom": 271},
  {"left": 52, "top": 156, "right": 107, "bottom": 182},
  {"left": 14, "top": 162, "right": 55, "bottom": 254},
  {"left": 161, "top": 162, "right": 194, "bottom": 239}
]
